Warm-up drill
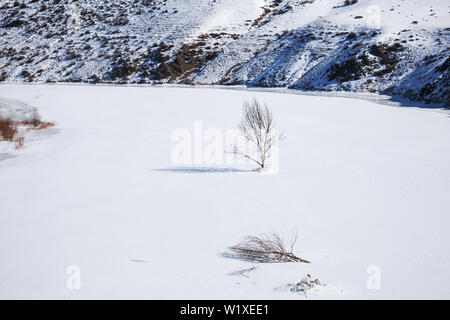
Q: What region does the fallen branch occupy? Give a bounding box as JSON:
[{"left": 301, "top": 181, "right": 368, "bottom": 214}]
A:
[{"left": 228, "top": 231, "right": 310, "bottom": 263}]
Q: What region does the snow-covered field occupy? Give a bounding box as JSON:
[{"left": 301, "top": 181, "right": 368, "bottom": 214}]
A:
[{"left": 0, "top": 84, "right": 449, "bottom": 299}]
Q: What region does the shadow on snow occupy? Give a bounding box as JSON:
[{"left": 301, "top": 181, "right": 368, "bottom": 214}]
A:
[{"left": 151, "top": 167, "right": 255, "bottom": 173}]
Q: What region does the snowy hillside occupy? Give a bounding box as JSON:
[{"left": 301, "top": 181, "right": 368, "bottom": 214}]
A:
[
  {"left": 0, "top": 0, "right": 448, "bottom": 106},
  {"left": 0, "top": 84, "right": 449, "bottom": 299}
]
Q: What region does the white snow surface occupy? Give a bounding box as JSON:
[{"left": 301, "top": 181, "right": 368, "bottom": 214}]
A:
[{"left": 0, "top": 84, "right": 449, "bottom": 299}]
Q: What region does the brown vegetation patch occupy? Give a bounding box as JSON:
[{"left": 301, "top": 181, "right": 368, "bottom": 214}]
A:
[
  {"left": 0, "top": 117, "right": 18, "bottom": 141},
  {"left": 0, "top": 111, "right": 55, "bottom": 149},
  {"left": 151, "top": 40, "right": 220, "bottom": 83}
]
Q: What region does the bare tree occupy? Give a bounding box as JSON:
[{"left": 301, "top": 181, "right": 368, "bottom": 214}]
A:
[
  {"left": 228, "top": 231, "right": 310, "bottom": 263},
  {"left": 232, "top": 98, "right": 284, "bottom": 169}
]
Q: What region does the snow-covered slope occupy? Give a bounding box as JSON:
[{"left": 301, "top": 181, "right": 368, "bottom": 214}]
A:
[
  {"left": 0, "top": 0, "right": 448, "bottom": 105},
  {"left": 0, "top": 84, "right": 449, "bottom": 299}
]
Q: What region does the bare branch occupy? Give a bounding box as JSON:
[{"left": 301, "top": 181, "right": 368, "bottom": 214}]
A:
[{"left": 227, "top": 266, "right": 258, "bottom": 278}]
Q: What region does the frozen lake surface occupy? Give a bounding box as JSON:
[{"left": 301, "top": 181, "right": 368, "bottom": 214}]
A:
[{"left": 0, "top": 84, "right": 449, "bottom": 299}]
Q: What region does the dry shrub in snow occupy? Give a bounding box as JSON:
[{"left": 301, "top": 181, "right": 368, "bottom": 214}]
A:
[
  {"left": 24, "top": 111, "right": 41, "bottom": 127},
  {"left": 232, "top": 98, "right": 284, "bottom": 169},
  {"left": 21, "top": 111, "right": 55, "bottom": 130},
  {"left": 228, "top": 231, "right": 310, "bottom": 263},
  {"left": 0, "top": 111, "right": 54, "bottom": 149},
  {"left": 0, "top": 117, "right": 18, "bottom": 141}
]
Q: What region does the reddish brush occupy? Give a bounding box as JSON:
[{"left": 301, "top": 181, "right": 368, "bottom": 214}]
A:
[
  {"left": 0, "top": 117, "right": 18, "bottom": 141},
  {"left": 20, "top": 111, "right": 55, "bottom": 130},
  {"left": 1, "top": 111, "right": 55, "bottom": 148}
]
